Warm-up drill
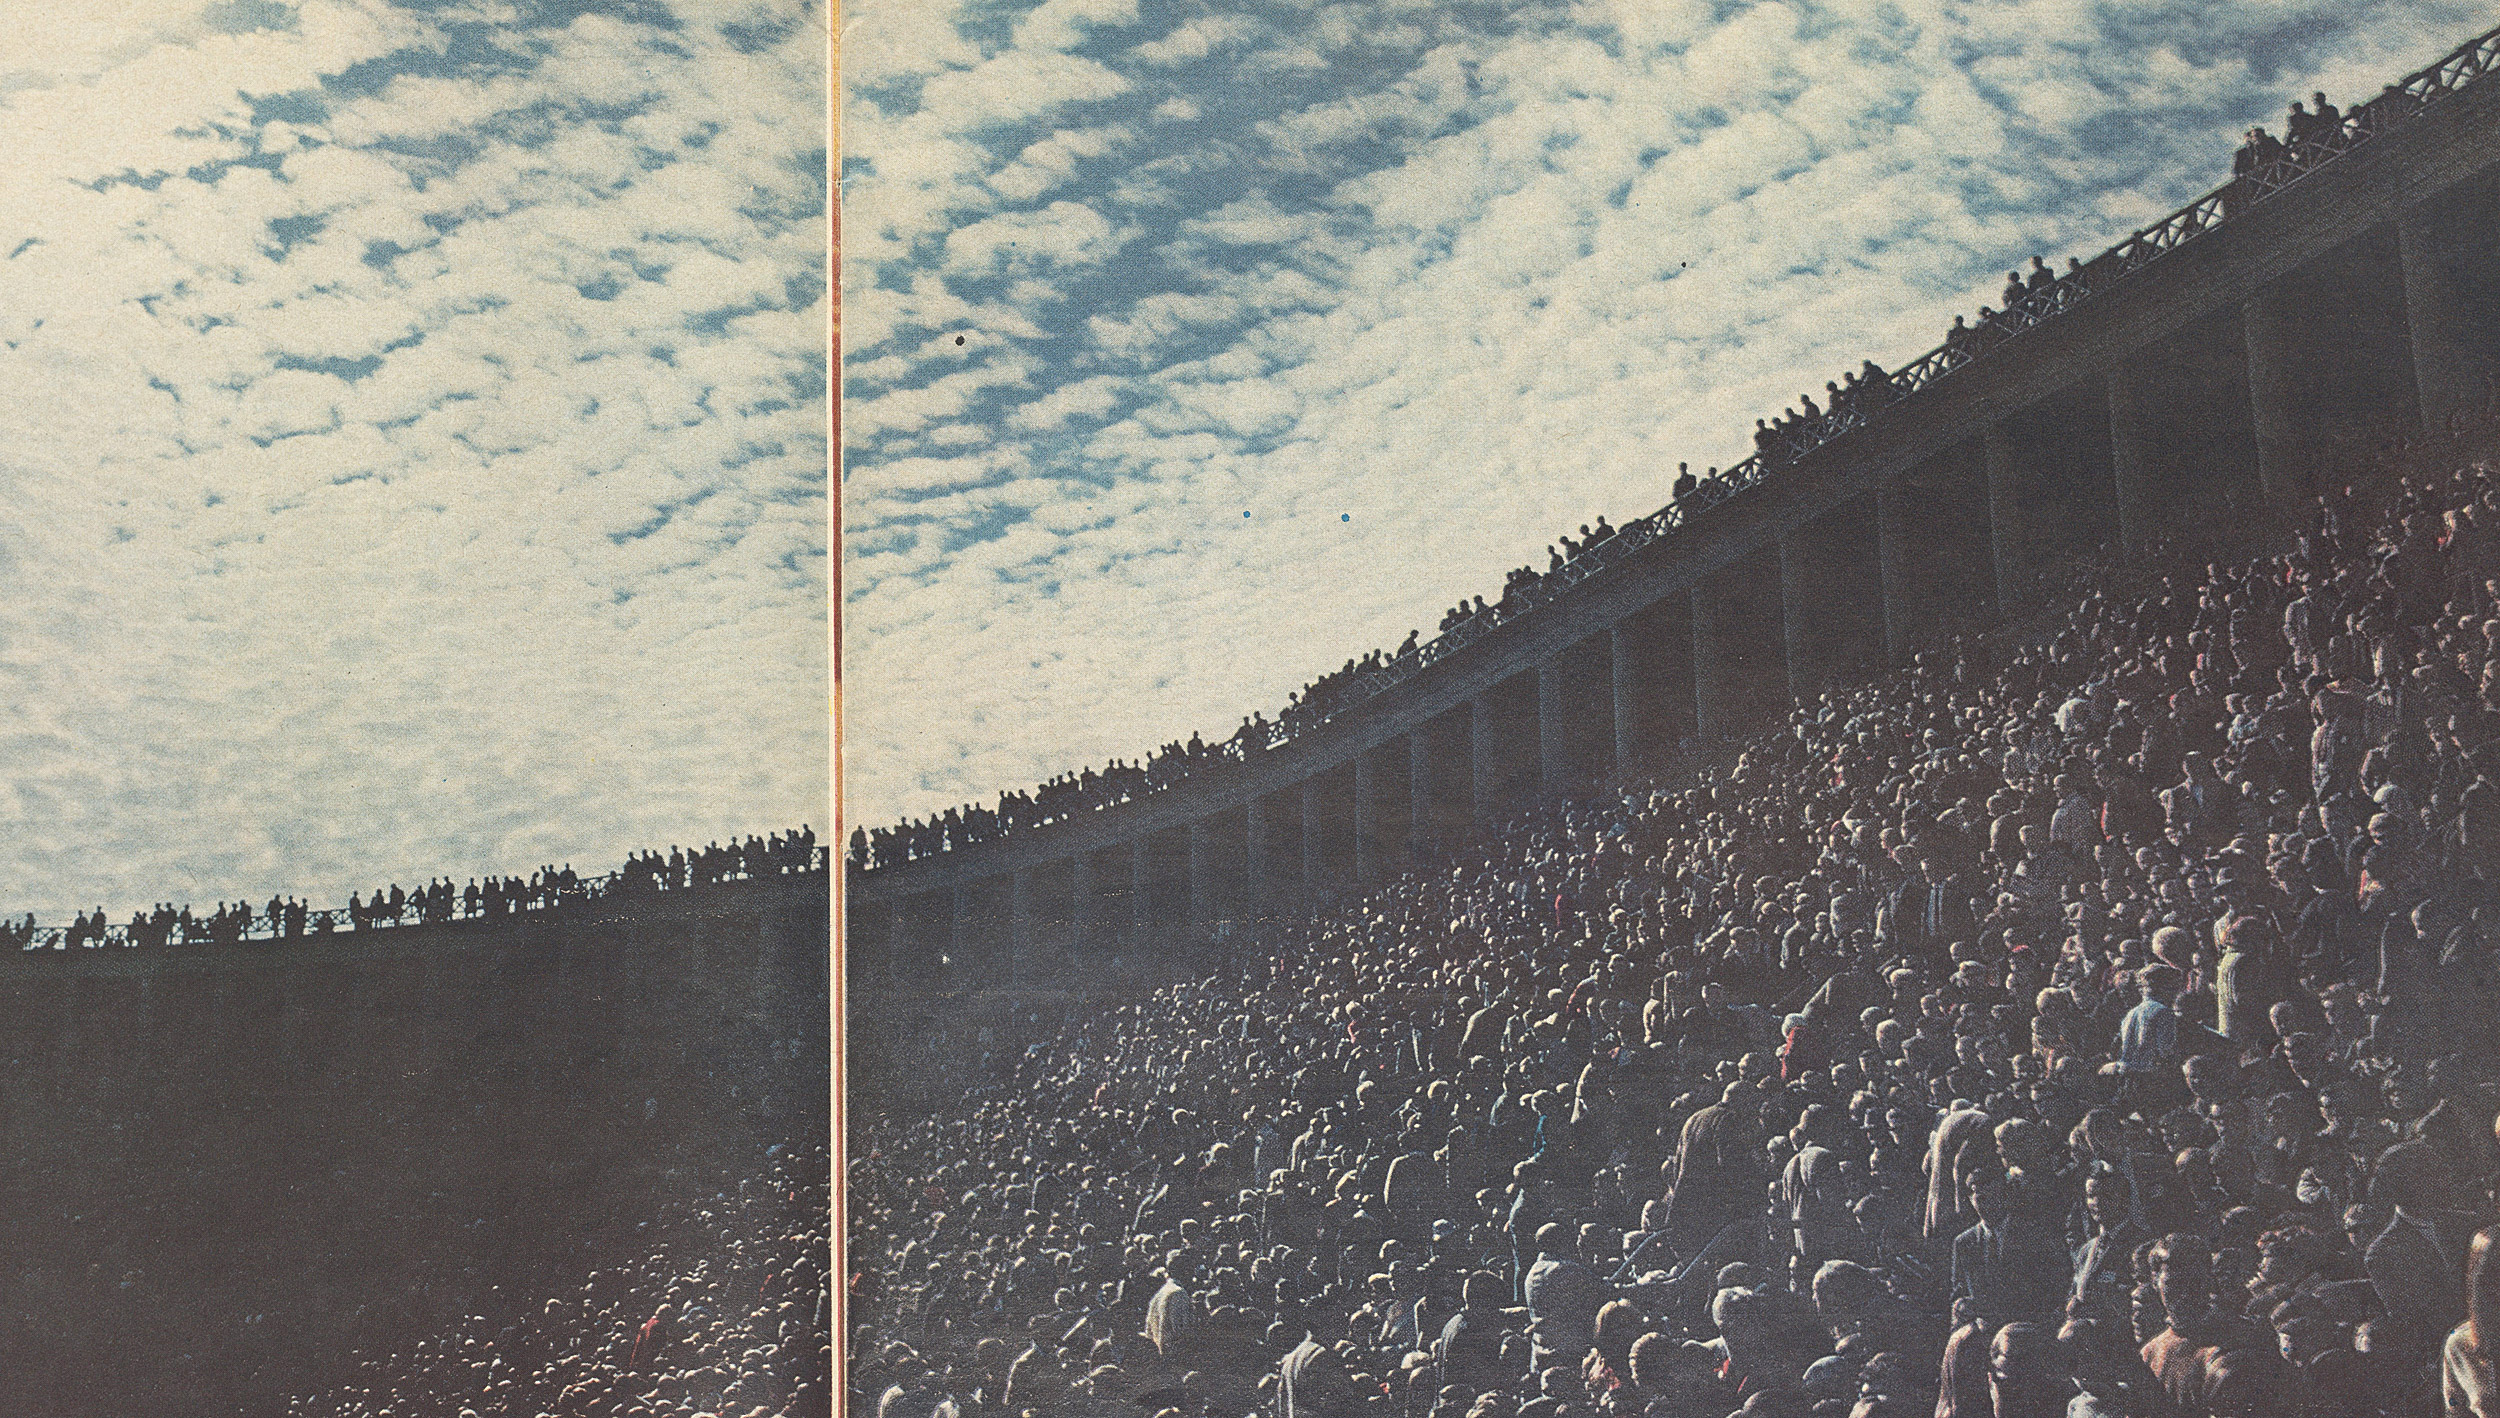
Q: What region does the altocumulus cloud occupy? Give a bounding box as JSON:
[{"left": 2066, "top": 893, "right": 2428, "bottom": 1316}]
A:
[
  {"left": 841, "top": 0, "right": 2483, "bottom": 832},
  {"left": 0, "top": 1, "right": 827, "bottom": 919}
]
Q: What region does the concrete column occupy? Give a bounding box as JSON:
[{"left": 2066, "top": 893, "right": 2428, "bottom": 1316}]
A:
[
  {"left": 949, "top": 883, "right": 973, "bottom": 970},
  {"left": 1301, "top": 777, "right": 1324, "bottom": 895},
  {"left": 2400, "top": 207, "right": 2483, "bottom": 432},
  {"left": 1537, "top": 660, "right": 1569, "bottom": 795},
  {"left": 1070, "top": 856, "right": 1095, "bottom": 957},
  {"left": 1010, "top": 868, "right": 1035, "bottom": 977},
  {"left": 1408, "top": 731, "right": 1440, "bottom": 859},
  {"left": 1129, "top": 838, "right": 1152, "bottom": 955},
  {"left": 1777, "top": 530, "right": 1817, "bottom": 702},
  {"left": 1610, "top": 595, "right": 1695, "bottom": 769},
  {"left": 1982, "top": 426, "right": 2025, "bottom": 617},
  {"left": 2104, "top": 368, "right": 2152, "bottom": 559},
  {"left": 1470, "top": 694, "right": 1498, "bottom": 824},
  {"left": 1876, "top": 485, "right": 1912, "bottom": 662},
  {"left": 1244, "top": 798, "right": 1268, "bottom": 917},
  {"left": 1354, "top": 752, "right": 1380, "bottom": 885},
  {"left": 2243, "top": 290, "right": 2308, "bottom": 514},
  {"left": 1186, "top": 819, "right": 1211, "bottom": 929},
  {"left": 1692, "top": 584, "right": 1733, "bottom": 743},
  {"left": 1610, "top": 622, "right": 1642, "bottom": 775}
]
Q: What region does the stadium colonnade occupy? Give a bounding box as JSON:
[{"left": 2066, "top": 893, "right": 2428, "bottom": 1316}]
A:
[{"left": 845, "top": 23, "right": 2500, "bottom": 1052}]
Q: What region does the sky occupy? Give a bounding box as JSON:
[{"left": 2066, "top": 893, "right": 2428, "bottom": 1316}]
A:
[
  {"left": 0, "top": 0, "right": 827, "bottom": 920},
  {"left": 841, "top": 0, "right": 2486, "bottom": 839}
]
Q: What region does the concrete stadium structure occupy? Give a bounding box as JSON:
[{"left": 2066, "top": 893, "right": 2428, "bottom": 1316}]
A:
[
  {"left": 0, "top": 876, "right": 827, "bottom": 1415},
  {"left": 844, "top": 24, "right": 2500, "bottom": 1078}
]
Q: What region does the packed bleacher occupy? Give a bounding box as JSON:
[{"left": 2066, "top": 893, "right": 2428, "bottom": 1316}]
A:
[
  {"left": 12, "top": 826, "right": 821, "bottom": 952},
  {"left": 292, "top": 1141, "right": 831, "bottom": 1418},
  {"left": 852, "top": 56, "right": 2481, "bottom": 874},
  {"left": 847, "top": 423, "right": 2500, "bottom": 1417}
]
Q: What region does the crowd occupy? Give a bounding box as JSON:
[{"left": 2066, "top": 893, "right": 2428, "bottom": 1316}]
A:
[
  {"left": 11, "top": 827, "right": 821, "bottom": 951},
  {"left": 2224, "top": 93, "right": 2352, "bottom": 214},
  {"left": 293, "top": 1142, "right": 831, "bottom": 1418},
  {"left": 617, "top": 831, "right": 825, "bottom": 895},
  {"left": 848, "top": 438, "right": 2500, "bottom": 1418}
]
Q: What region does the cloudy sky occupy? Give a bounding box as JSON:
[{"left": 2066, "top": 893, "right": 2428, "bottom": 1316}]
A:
[
  {"left": 842, "top": 0, "right": 2484, "bottom": 835},
  {"left": 0, "top": 1, "right": 826, "bottom": 920}
]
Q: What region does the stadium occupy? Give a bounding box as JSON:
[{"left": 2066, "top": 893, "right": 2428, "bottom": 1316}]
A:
[
  {"left": 0, "top": 5, "right": 831, "bottom": 1415},
  {"left": 843, "top": 15, "right": 2500, "bottom": 1418}
]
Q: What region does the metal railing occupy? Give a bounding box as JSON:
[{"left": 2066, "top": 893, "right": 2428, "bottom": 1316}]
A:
[
  {"left": 860, "top": 17, "right": 2500, "bottom": 873},
  {"left": 9, "top": 848, "right": 830, "bottom": 954}
]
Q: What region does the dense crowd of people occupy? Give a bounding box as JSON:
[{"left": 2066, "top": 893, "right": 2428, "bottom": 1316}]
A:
[
  {"left": 11, "top": 826, "right": 821, "bottom": 951},
  {"left": 854, "top": 72, "right": 2431, "bottom": 873},
  {"left": 848, "top": 434, "right": 2500, "bottom": 1418},
  {"left": 295, "top": 1142, "right": 831, "bottom": 1418}
]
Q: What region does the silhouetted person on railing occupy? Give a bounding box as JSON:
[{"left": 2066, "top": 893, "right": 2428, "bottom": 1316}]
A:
[
  {"left": 1672, "top": 462, "right": 1698, "bottom": 500},
  {"left": 2002, "top": 271, "right": 2027, "bottom": 308},
  {"left": 2026, "top": 255, "right": 2054, "bottom": 293},
  {"left": 2227, "top": 125, "right": 2285, "bottom": 215},
  {"left": 1945, "top": 314, "right": 1974, "bottom": 362}
]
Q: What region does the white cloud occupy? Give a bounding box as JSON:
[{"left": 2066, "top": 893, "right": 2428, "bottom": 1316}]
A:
[
  {"left": 1013, "top": 0, "right": 1142, "bottom": 53},
  {"left": 942, "top": 200, "right": 1129, "bottom": 277},
  {"left": 987, "top": 125, "right": 1135, "bottom": 205},
  {"left": 0, "top": 0, "right": 828, "bottom": 918},
  {"left": 1180, "top": 192, "right": 1318, "bottom": 247},
  {"left": 1005, "top": 374, "right": 1131, "bottom": 432},
  {"left": 1134, "top": 15, "right": 1259, "bottom": 67}
]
